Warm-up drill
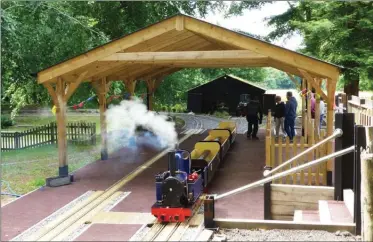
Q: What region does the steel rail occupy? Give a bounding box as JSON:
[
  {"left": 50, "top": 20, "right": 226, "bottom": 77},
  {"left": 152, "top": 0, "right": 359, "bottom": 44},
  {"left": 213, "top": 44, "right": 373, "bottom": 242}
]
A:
[{"left": 214, "top": 145, "right": 354, "bottom": 201}]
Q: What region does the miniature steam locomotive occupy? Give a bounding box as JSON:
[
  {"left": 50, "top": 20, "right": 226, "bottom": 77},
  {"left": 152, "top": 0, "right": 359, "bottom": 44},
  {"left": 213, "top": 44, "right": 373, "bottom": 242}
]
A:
[{"left": 151, "top": 122, "right": 237, "bottom": 222}]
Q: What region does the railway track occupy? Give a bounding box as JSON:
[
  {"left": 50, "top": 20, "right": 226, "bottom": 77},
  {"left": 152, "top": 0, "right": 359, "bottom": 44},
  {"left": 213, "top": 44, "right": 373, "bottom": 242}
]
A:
[
  {"left": 131, "top": 197, "right": 207, "bottom": 241},
  {"left": 11, "top": 132, "right": 197, "bottom": 242}
]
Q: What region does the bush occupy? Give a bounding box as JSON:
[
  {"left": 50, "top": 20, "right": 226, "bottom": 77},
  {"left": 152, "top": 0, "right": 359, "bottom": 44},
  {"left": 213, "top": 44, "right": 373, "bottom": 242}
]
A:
[
  {"left": 1, "top": 116, "right": 14, "bottom": 128},
  {"left": 213, "top": 111, "right": 230, "bottom": 119},
  {"left": 172, "top": 104, "right": 186, "bottom": 113}
]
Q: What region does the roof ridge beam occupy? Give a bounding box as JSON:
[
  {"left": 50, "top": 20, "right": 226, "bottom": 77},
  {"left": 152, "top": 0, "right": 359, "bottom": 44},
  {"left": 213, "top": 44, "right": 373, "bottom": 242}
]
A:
[
  {"left": 183, "top": 16, "right": 340, "bottom": 80},
  {"left": 98, "top": 50, "right": 268, "bottom": 62}
]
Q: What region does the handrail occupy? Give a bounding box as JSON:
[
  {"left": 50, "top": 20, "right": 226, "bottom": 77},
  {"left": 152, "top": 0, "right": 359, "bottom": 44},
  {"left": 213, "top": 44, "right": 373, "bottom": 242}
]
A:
[
  {"left": 214, "top": 145, "right": 354, "bottom": 201},
  {"left": 263, "top": 128, "right": 343, "bottom": 177}
]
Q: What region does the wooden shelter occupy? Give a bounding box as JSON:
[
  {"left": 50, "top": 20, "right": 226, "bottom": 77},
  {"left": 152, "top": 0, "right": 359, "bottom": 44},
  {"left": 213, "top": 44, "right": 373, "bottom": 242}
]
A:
[
  {"left": 35, "top": 14, "right": 343, "bottom": 181},
  {"left": 187, "top": 74, "right": 266, "bottom": 114}
]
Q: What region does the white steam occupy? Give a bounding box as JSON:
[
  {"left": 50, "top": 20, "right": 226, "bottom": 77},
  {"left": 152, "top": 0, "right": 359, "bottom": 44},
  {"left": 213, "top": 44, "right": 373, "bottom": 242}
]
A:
[{"left": 105, "top": 98, "right": 178, "bottom": 151}]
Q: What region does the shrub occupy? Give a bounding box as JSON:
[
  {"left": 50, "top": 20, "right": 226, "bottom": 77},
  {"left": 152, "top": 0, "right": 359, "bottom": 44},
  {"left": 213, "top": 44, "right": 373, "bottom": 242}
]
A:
[
  {"left": 1, "top": 116, "right": 14, "bottom": 128},
  {"left": 213, "top": 111, "right": 230, "bottom": 119}
]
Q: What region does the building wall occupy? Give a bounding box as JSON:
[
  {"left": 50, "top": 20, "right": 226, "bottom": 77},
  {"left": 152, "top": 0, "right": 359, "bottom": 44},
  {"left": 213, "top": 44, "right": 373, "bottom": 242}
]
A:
[{"left": 187, "top": 76, "right": 266, "bottom": 114}]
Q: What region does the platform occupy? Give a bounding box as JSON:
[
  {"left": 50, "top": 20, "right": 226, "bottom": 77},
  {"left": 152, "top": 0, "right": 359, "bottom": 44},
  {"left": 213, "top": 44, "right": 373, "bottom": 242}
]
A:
[{"left": 1, "top": 130, "right": 266, "bottom": 241}]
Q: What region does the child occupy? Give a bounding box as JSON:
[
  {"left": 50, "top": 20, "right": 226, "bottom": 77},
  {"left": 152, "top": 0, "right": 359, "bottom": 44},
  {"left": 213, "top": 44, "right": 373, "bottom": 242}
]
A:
[{"left": 273, "top": 96, "right": 286, "bottom": 138}]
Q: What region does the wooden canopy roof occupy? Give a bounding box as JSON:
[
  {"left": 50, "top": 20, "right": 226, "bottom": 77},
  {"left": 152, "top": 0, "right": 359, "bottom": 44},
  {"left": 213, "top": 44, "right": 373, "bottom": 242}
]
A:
[{"left": 36, "top": 14, "right": 342, "bottom": 86}]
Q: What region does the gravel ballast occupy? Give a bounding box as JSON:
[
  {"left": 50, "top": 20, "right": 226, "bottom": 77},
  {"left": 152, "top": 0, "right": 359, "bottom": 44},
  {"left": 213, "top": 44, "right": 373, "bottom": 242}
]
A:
[{"left": 215, "top": 228, "right": 361, "bottom": 241}]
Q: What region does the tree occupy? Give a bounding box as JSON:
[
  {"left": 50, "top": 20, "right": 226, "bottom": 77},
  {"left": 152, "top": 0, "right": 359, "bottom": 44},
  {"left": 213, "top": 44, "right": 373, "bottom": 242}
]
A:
[
  {"left": 1, "top": 1, "right": 227, "bottom": 117},
  {"left": 262, "top": 1, "right": 373, "bottom": 96},
  {"left": 1, "top": 2, "right": 109, "bottom": 117}
]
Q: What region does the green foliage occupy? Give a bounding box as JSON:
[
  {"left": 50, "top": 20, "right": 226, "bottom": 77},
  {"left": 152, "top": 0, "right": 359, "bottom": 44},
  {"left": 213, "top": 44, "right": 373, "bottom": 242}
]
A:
[
  {"left": 212, "top": 110, "right": 230, "bottom": 119},
  {"left": 260, "top": 1, "right": 373, "bottom": 93},
  {"left": 1, "top": 1, "right": 227, "bottom": 117},
  {"left": 1, "top": 115, "right": 14, "bottom": 128}
]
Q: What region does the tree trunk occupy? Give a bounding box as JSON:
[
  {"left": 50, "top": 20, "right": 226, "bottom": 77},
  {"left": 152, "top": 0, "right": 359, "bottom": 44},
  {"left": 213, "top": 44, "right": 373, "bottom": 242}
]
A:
[
  {"left": 343, "top": 71, "right": 360, "bottom": 98},
  {"left": 361, "top": 127, "right": 373, "bottom": 241}
]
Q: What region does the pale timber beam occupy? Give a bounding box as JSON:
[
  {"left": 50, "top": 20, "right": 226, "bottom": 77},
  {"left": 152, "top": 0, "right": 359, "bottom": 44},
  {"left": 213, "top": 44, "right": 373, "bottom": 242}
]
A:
[
  {"left": 65, "top": 71, "right": 88, "bottom": 101},
  {"left": 37, "top": 17, "right": 176, "bottom": 84},
  {"left": 140, "top": 67, "right": 180, "bottom": 81},
  {"left": 286, "top": 73, "right": 301, "bottom": 90},
  {"left": 183, "top": 16, "right": 341, "bottom": 80},
  {"left": 326, "top": 77, "right": 337, "bottom": 174},
  {"left": 98, "top": 50, "right": 268, "bottom": 62},
  {"left": 175, "top": 15, "right": 184, "bottom": 31},
  {"left": 301, "top": 78, "right": 307, "bottom": 140},
  {"left": 298, "top": 69, "right": 328, "bottom": 101},
  {"left": 43, "top": 73, "right": 87, "bottom": 182},
  {"left": 145, "top": 79, "right": 157, "bottom": 111},
  {"left": 55, "top": 77, "right": 68, "bottom": 176},
  {"left": 92, "top": 77, "right": 110, "bottom": 160},
  {"left": 123, "top": 79, "right": 137, "bottom": 97}
]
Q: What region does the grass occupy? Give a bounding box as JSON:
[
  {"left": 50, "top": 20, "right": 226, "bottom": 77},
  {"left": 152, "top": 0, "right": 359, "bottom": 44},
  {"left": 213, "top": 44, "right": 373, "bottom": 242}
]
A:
[
  {"left": 0, "top": 112, "right": 186, "bottom": 205},
  {"left": 3, "top": 114, "right": 101, "bottom": 133},
  {"left": 1, "top": 141, "right": 101, "bottom": 204}
]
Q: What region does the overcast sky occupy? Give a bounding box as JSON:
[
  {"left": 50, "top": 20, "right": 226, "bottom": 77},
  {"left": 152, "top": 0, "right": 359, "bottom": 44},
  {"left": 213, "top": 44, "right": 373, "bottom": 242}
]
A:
[{"left": 203, "top": 1, "right": 303, "bottom": 51}]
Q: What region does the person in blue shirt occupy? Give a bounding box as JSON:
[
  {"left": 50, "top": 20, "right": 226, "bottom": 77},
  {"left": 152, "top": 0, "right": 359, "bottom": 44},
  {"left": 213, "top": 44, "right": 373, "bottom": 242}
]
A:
[{"left": 284, "top": 91, "right": 298, "bottom": 142}]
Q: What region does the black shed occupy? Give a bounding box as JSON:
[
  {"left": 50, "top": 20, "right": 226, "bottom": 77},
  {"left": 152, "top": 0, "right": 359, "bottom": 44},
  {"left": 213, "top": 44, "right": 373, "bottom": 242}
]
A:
[{"left": 187, "top": 74, "right": 267, "bottom": 114}]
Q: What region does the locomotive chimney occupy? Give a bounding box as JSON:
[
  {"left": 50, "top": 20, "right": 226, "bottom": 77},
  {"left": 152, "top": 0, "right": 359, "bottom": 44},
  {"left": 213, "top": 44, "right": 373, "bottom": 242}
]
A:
[{"left": 168, "top": 151, "right": 176, "bottom": 176}]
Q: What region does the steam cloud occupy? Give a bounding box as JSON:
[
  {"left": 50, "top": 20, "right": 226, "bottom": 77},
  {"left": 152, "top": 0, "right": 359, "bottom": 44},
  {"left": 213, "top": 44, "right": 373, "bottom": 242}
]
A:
[{"left": 105, "top": 98, "right": 178, "bottom": 151}]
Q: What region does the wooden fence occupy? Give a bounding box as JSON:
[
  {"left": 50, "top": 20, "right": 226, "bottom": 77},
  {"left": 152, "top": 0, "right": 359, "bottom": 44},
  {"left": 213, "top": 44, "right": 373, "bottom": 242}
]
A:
[
  {"left": 266, "top": 111, "right": 328, "bottom": 186},
  {"left": 1, "top": 122, "right": 96, "bottom": 151},
  {"left": 347, "top": 95, "right": 373, "bottom": 126}
]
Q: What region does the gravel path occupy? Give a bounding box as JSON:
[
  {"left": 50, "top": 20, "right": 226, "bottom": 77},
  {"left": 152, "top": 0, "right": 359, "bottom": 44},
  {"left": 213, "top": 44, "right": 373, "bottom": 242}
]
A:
[{"left": 214, "top": 228, "right": 361, "bottom": 241}]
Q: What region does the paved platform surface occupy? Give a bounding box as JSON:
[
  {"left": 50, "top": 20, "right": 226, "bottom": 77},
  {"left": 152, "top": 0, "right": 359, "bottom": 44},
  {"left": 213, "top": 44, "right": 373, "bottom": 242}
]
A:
[
  {"left": 1, "top": 144, "right": 158, "bottom": 241},
  {"left": 208, "top": 129, "right": 265, "bottom": 219},
  {"left": 1, "top": 128, "right": 266, "bottom": 241}
]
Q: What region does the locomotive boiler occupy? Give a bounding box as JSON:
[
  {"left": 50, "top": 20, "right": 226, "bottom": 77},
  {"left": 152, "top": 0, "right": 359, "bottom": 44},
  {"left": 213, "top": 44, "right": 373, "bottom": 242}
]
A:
[{"left": 151, "top": 121, "right": 237, "bottom": 222}]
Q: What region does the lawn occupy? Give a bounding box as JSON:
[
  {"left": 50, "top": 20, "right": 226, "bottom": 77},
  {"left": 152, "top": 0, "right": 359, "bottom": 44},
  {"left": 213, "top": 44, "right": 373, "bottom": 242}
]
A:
[
  {"left": 1, "top": 113, "right": 185, "bottom": 205},
  {"left": 1, "top": 141, "right": 101, "bottom": 205},
  {"left": 3, "top": 114, "right": 101, "bottom": 133}
]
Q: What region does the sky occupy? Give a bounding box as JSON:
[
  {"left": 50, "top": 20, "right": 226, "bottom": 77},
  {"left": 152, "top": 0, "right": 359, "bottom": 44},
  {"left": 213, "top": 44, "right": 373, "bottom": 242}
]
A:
[{"left": 203, "top": 1, "right": 303, "bottom": 51}]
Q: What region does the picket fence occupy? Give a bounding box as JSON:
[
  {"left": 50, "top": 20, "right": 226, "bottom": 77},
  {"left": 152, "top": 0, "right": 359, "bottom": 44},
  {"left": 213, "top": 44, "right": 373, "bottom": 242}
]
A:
[{"left": 1, "top": 122, "right": 96, "bottom": 151}]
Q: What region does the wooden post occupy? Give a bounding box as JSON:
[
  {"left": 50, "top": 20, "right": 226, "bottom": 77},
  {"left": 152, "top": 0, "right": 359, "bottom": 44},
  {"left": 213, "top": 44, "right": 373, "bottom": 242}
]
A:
[
  {"left": 315, "top": 94, "right": 321, "bottom": 138},
  {"left": 302, "top": 78, "right": 307, "bottom": 139},
  {"left": 307, "top": 80, "right": 312, "bottom": 143},
  {"left": 334, "top": 113, "right": 355, "bottom": 200},
  {"left": 326, "top": 78, "right": 337, "bottom": 184},
  {"left": 55, "top": 77, "right": 68, "bottom": 176},
  {"left": 123, "top": 79, "right": 137, "bottom": 98},
  {"left": 145, "top": 79, "right": 156, "bottom": 111},
  {"left": 264, "top": 180, "right": 272, "bottom": 220},
  {"left": 204, "top": 195, "right": 216, "bottom": 229},
  {"left": 361, "top": 126, "right": 373, "bottom": 241},
  {"left": 94, "top": 78, "right": 109, "bottom": 160},
  {"left": 354, "top": 125, "right": 366, "bottom": 235}
]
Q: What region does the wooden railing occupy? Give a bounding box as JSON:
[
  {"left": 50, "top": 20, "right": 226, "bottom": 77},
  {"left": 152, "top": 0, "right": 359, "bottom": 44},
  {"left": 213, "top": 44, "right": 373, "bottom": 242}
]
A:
[
  {"left": 1, "top": 122, "right": 96, "bottom": 151},
  {"left": 347, "top": 95, "right": 373, "bottom": 126},
  {"left": 265, "top": 109, "right": 328, "bottom": 186}
]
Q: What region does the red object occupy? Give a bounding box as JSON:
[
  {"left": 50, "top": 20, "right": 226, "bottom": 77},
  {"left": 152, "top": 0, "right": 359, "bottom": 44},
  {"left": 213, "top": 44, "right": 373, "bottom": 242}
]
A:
[
  {"left": 78, "top": 102, "right": 84, "bottom": 108},
  {"left": 151, "top": 207, "right": 192, "bottom": 222},
  {"left": 73, "top": 105, "right": 78, "bottom": 110},
  {"left": 188, "top": 172, "right": 199, "bottom": 181}
]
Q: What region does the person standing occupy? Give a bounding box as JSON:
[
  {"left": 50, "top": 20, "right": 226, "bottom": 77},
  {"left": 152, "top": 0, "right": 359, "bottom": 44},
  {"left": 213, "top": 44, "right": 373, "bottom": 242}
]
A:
[
  {"left": 319, "top": 97, "right": 325, "bottom": 130},
  {"left": 246, "top": 96, "right": 263, "bottom": 140},
  {"left": 273, "top": 96, "right": 286, "bottom": 138},
  {"left": 284, "top": 91, "right": 298, "bottom": 142}
]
